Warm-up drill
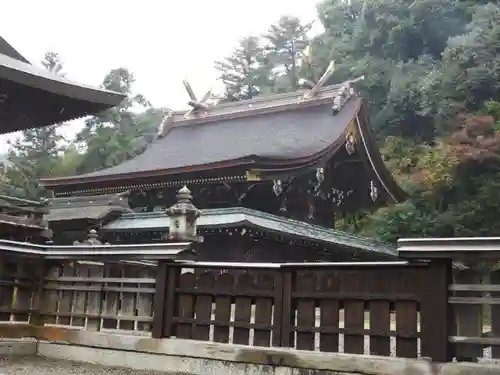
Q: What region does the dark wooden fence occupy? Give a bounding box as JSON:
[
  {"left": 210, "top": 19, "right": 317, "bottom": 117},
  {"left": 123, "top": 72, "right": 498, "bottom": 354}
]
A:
[
  {"left": 153, "top": 260, "right": 448, "bottom": 360},
  {"left": 3, "top": 239, "right": 500, "bottom": 364}
]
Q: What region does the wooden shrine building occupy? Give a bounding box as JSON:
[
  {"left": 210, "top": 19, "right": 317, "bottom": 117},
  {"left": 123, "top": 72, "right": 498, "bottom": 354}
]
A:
[
  {"left": 41, "top": 76, "right": 406, "bottom": 231},
  {"left": 45, "top": 192, "right": 132, "bottom": 244},
  {"left": 38, "top": 72, "right": 406, "bottom": 261},
  {"left": 0, "top": 36, "right": 125, "bottom": 242}
]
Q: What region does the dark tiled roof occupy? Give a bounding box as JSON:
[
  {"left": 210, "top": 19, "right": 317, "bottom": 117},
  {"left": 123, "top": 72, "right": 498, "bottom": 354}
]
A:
[
  {"left": 0, "top": 213, "right": 45, "bottom": 230},
  {"left": 0, "top": 194, "right": 48, "bottom": 213},
  {"left": 0, "top": 37, "right": 126, "bottom": 134},
  {"left": 49, "top": 192, "right": 130, "bottom": 210},
  {"left": 102, "top": 207, "right": 397, "bottom": 258},
  {"left": 0, "top": 37, "right": 30, "bottom": 63},
  {"left": 42, "top": 85, "right": 361, "bottom": 185},
  {"left": 46, "top": 205, "right": 130, "bottom": 222},
  {"left": 46, "top": 192, "right": 131, "bottom": 222}
]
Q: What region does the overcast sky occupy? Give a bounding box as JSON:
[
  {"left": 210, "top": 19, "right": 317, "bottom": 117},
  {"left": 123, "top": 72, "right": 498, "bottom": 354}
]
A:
[{"left": 0, "top": 0, "right": 321, "bottom": 153}]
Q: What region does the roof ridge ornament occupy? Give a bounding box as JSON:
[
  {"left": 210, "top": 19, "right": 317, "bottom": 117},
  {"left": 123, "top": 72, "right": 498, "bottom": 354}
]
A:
[
  {"left": 157, "top": 108, "right": 174, "bottom": 139},
  {"left": 332, "top": 75, "right": 365, "bottom": 115},
  {"left": 301, "top": 60, "right": 336, "bottom": 100},
  {"left": 182, "top": 79, "right": 214, "bottom": 119}
]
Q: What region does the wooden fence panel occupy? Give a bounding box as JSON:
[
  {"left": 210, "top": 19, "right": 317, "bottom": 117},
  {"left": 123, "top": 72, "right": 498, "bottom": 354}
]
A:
[
  {"left": 394, "top": 268, "right": 419, "bottom": 358},
  {"left": 342, "top": 270, "right": 365, "bottom": 354},
  {"left": 0, "top": 257, "right": 450, "bottom": 361},
  {"left": 449, "top": 267, "right": 500, "bottom": 362},
  {"left": 491, "top": 271, "right": 500, "bottom": 358},
  {"left": 253, "top": 272, "right": 274, "bottom": 347},
  {"left": 192, "top": 272, "right": 213, "bottom": 341},
  {"left": 40, "top": 265, "right": 60, "bottom": 325},
  {"left": 86, "top": 264, "right": 104, "bottom": 331},
  {"left": 319, "top": 271, "right": 340, "bottom": 352},
  {"left": 176, "top": 272, "right": 195, "bottom": 339},
  {"left": 295, "top": 272, "right": 316, "bottom": 351},
  {"left": 72, "top": 264, "right": 88, "bottom": 328},
  {"left": 57, "top": 263, "right": 73, "bottom": 326},
  {"left": 213, "top": 273, "right": 232, "bottom": 343},
  {"left": 368, "top": 269, "right": 391, "bottom": 356},
  {"left": 233, "top": 273, "right": 253, "bottom": 345},
  {"left": 11, "top": 261, "right": 35, "bottom": 323},
  {"left": 284, "top": 264, "right": 423, "bottom": 358},
  {"left": 168, "top": 266, "right": 281, "bottom": 346},
  {"left": 0, "top": 256, "right": 38, "bottom": 323},
  {"left": 39, "top": 262, "right": 155, "bottom": 335},
  {"left": 0, "top": 257, "right": 13, "bottom": 321}
]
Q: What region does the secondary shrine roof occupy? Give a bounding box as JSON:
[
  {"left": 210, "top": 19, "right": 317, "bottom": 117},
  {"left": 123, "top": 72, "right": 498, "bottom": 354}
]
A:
[
  {"left": 0, "top": 37, "right": 126, "bottom": 134},
  {"left": 101, "top": 207, "right": 398, "bottom": 259}
]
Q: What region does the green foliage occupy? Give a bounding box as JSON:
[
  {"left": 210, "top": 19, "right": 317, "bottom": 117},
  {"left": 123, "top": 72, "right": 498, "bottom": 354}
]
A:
[
  {"left": 214, "top": 37, "right": 271, "bottom": 101},
  {"left": 351, "top": 111, "right": 500, "bottom": 242},
  {"left": 310, "top": 1, "right": 500, "bottom": 243},
  {"left": 76, "top": 68, "right": 158, "bottom": 173},
  {"left": 263, "top": 16, "right": 313, "bottom": 91},
  {"left": 215, "top": 16, "right": 314, "bottom": 99}
]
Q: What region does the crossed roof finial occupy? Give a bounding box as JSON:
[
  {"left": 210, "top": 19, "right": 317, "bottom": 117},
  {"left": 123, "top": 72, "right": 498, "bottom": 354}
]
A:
[{"left": 183, "top": 79, "right": 214, "bottom": 118}]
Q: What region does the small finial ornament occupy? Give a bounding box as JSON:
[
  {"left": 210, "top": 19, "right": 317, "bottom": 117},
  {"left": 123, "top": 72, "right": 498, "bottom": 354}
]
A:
[
  {"left": 345, "top": 133, "right": 356, "bottom": 155},
  {"left": 315, "top": 168, "right": 325, "bottom": 191},
  {"left": 273, "top": 180, "right": 283, "bottom": 196},
  {"left": 370, "top": 180, "right": 379, "bottom": 202}
]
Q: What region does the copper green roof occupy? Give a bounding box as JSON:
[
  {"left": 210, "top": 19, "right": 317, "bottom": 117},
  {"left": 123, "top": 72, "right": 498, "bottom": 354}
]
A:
[{"left": 102, "top": 207, "right": 397, "bottom": 258}]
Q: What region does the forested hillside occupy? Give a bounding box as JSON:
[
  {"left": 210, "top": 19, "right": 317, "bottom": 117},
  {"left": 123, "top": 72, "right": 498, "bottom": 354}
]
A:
[{"left": 4, "top": 0, "right": 500, "bottom": 243}]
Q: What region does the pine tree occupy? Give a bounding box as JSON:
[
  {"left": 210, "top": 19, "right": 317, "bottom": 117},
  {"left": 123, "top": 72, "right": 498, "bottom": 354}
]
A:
[
  {"left": 214, "top": 36, "right": 271, "bottom": 101},
  {"left": 76, "top": 67, "right": 157, "bottom": 173},
  {"left": 263, "top": 16, "right": 313, "bottom": 92}
]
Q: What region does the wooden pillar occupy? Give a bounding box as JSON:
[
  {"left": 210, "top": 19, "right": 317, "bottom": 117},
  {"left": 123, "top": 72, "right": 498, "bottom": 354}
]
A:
[
  {"left": 420, "top": 259, "right": 453, "bottom": 362},
  {"left": 152, "top": 261, "right": 179, "bottom": 339},
  {"left": 152, "top": 261, "right": 168, "bottom": 338},
  {"left": 29, "top": 258, "right": 47, "bottom": 326}
]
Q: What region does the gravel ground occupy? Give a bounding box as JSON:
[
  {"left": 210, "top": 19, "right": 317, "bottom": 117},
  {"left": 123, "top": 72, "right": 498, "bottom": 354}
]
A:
[{"left": 0, "top": 356, "right": 182, "bottom": 375}]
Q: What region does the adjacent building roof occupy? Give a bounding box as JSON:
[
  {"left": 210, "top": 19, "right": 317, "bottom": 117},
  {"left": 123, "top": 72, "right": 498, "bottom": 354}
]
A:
[
  {"left": 46, "top": 192, "right": 131, "bottom": 223},
  {"left": 102, "top": 207, "right": 397, "bottom": 258},
  {"left": 0, "top": 194, "right": 48, "bottom": 232},
  {"left": 41, "top": 82, "right": 405, "bottom": 206},
  {"left": 0, "top": 37, "right": 126, "bottom": 134},
  {"left": 0, "top": 239, "right": 194, "bottom": 261},
  {"left": 0, "top": 194, "right": 48, "bottom": 214}
]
